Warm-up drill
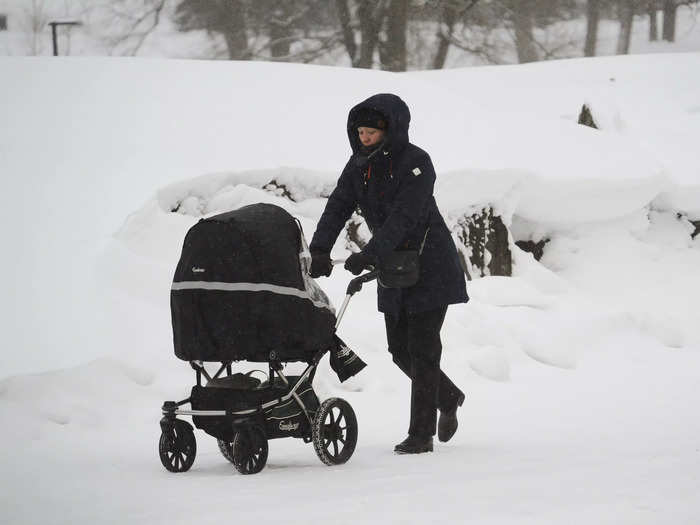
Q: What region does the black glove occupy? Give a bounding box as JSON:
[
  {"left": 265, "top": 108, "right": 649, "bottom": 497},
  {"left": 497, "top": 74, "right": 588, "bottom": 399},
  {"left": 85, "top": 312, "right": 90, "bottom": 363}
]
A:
[
  {"left": 309, "top": 250, "right": 332, "bottom": 278},
  {"left": 344, "top": 251, "right": 375, "bottom": 276}
]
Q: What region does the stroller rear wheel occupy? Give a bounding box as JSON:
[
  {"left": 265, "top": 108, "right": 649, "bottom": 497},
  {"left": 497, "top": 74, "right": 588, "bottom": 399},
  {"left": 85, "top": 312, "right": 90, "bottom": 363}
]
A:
[
  {"left": 312, "top": 398, "right": 358, "bottom": 466},
  {"left": 232, "top": 426, "right": 268, "bottom": 474},
  {"left": 217, "top": 439, "right": 235, "bottom": 464},
  {"left": 159, "top": 419, "right": 197, "bottom": 473}
]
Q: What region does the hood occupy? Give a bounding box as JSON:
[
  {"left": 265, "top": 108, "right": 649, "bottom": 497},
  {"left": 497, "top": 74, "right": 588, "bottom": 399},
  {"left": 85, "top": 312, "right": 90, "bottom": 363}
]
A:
[{"left": 347, "top": 93, "right": 411, "bottom": 155}]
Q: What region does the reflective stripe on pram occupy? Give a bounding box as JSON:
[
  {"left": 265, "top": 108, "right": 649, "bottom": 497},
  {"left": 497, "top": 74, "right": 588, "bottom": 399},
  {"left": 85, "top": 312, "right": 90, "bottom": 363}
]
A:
[{"left": 171, "top": 281, "right": 334, "bottom": 311}]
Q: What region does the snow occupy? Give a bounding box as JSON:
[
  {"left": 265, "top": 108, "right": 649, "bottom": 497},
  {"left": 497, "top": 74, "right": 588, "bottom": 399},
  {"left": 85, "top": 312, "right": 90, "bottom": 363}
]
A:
[{"left": 2, "top": 53, "right": 700, "bottom": 524}]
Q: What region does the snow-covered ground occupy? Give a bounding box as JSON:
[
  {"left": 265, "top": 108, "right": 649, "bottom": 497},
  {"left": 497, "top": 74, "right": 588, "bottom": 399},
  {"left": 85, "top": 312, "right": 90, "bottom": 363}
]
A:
[{"left": 1, "top": 54, "right": 700, "bottom": 524}]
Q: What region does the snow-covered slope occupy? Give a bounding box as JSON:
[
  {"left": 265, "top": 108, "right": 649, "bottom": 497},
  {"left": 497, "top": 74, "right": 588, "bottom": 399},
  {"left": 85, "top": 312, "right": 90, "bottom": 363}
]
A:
[
  {"left": 2, "top": 54, "right": 699, "bottom": 375},
  {"left": 1, "top": 55, "right": 700, "bottom": 524}
]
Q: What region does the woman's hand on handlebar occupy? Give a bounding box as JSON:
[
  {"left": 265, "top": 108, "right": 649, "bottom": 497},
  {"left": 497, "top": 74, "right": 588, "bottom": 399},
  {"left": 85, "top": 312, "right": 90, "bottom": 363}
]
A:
[{"left": 344, "top": 251, "right": 376, "bottom": 276}]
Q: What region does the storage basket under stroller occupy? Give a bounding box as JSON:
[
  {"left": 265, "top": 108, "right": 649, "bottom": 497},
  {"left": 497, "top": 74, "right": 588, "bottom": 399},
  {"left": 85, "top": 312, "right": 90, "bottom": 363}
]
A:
[{"left": 159, "top": 203, "right": 367, "bottom": 474}]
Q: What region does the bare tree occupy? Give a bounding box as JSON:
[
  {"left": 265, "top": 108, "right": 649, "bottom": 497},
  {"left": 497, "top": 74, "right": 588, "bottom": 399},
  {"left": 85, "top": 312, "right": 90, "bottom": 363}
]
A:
[
  {"left": 616, "top": 0, "right": 635, "bottom": 54},
  {"left": 337, "top": 0, "right": 420, "bottom": 72},
  {"left": 268, "top": 4, "right": 305, "bottom": 59},
  {"left": 48, "top": 0, "right": 696, "bottom": 67},
  {"left": 649, "top": 0, "right": 659, "bottom": 40},
  {"left": 19, "top": 0, "right": 49, "bottom": 55},
  {"left": 335, "top": 0, "right": 357, "bottom": 61},
  {"left": 431, "top": 0, "right": 479, "bottom": 69},
  {"left": 484, "top": 0, "right": 578, "bottom": 64},
  {"left": 334, "top": 0, "right": 418, "bottom": 71},
  {"left": 359, "top": 0, "right": 390, "bottom": 68},
  {"left": 381, "top": 0, "right": 408, "bottom": 71},
  {"left": 245, "top": 0, "right": 340, "bottom": 62},
  {"left": 662, "top": 0, "right": 678, "bottom": 40},
  {"left": 175, "top": 1, "right": 340, "bottom": 62},
  {"left": 176, "top": 0, "right": 250, "bottom": 59},
  {"left": 81, "top": 0, "right": 169, "bottom": 56},
  {"left": 435, "top": 24, "right": 509, "bottom": 65},
  {"left": 420, "top": 0, "right": 579, "bottom": 68},
  {"left": 511, "top": 1, "right": 539, "bottom": 62},
  {"left": 584, "top": 0, "right": 601, "bottom": 56},
  {"left": 662, "top": 1, "right": 700, "bottom": 42},
  {"left": 334, "top": 0, "right": 392, "bottom": 68}
]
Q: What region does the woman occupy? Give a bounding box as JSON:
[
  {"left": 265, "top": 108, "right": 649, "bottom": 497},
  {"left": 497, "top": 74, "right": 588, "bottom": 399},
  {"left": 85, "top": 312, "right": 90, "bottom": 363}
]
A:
[{"left": 309, "top": 93, "right": 468, "bottom": 454}]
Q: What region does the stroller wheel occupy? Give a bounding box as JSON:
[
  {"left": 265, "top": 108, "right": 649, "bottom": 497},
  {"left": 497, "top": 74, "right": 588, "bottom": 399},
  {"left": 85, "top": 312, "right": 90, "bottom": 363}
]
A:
[
  {"left": 232, "top": 427, "right": 268, "bottom": 474},
  {"left": 217, "top": 439, "right": 235, "bottom": 464},
  {"left": 159, "top": 420, "right": 197, "bottom": 473},
  {"left": 312, "top": 398, "right": 358, "bottom": 466}
]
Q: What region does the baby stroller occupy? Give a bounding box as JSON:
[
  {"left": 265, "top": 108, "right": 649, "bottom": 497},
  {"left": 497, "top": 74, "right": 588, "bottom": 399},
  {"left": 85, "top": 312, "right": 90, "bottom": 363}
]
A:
[{"left": 159, "top": 203, "right": 376, "bottom": 474}]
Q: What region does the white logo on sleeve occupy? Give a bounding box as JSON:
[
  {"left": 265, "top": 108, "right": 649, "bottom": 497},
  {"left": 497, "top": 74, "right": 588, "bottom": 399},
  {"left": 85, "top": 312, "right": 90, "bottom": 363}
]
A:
[
  {"left": 192, "top": 267, "right": 205, "bottom": 273},
  {"left": 412, "top": 167, "right": 422, "bottom": 176}
]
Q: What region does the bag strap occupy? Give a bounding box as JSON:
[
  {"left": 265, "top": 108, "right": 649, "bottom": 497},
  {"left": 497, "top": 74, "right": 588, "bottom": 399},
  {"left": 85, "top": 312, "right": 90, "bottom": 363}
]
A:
[{"left": 419, "top": 227, "right": 430, "bottom": 255}]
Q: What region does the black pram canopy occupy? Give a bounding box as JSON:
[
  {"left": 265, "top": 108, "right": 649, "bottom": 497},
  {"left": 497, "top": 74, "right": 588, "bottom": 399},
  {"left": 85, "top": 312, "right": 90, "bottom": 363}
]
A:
[{"left": 171, "top": 203, "right": 337, "bottom": 363}]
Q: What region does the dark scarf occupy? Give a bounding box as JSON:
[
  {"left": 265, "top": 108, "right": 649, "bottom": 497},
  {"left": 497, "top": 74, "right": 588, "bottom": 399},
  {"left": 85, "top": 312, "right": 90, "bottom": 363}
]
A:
[{"left": 353, "top": 140, "right": 387, "bottom": 168}]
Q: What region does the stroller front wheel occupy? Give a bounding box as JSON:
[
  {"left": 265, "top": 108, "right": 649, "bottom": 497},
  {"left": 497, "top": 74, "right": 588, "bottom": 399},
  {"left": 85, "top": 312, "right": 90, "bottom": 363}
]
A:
[
  {"left": 232, "top": 426, "right": 268, "bottom": 474},
  {"left": 159, "top": 420, "right": 197, "bottom": 473},
  {"left": 312, "top": 397, "right": 358, "bottom": 466}
]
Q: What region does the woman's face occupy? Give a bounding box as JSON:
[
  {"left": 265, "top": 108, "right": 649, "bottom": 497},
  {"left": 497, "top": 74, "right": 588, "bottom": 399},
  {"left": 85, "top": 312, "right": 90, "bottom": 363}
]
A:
[{"left": 358, "top": 127, "right": 385, "bottom": 147}]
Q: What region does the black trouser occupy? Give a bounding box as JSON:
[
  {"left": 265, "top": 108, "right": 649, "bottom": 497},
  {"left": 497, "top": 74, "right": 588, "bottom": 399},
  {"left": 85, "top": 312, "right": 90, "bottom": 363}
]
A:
[{"left": 384, "top": 306, "right": 463, "bottom": 439}]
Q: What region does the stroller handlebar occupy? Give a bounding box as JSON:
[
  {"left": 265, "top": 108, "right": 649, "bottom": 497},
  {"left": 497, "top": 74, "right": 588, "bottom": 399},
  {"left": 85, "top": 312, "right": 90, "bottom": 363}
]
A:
[
  {"left": 335, "top": 268, "right": 379, "bottom": 330},
  {"left": 335, "top": 269, "right": 378, "bottom": 330},
  {"left": 346, "top": 268, "right": 378, "bottom": 295}
]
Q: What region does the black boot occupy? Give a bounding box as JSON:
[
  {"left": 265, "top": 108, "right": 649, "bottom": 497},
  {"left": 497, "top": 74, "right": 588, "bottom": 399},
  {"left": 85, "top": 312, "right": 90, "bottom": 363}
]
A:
[
  {"left": 437, "top": 392, "right": 465, "bottom": 443},
  {"left": 394, "top": 435, "right": 433, "bottom": 454}
]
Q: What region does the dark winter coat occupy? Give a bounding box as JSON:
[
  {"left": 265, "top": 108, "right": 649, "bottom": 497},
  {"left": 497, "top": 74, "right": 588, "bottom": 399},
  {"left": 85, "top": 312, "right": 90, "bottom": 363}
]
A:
[{"left": 310, "top": 93, "right": 468, "bottom": 315}]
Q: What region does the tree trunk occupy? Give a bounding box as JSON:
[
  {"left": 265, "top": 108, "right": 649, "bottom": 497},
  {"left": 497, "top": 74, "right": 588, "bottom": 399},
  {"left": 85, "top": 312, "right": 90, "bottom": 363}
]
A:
[
  {"left": 433, "top": 2, "right": 458, "bottom": 69},
  {"left": 223, "top": 32, "right": 249, "bottom": 60},
  {"left": 616, "top": 0, "right": 634, "bottom": 55},
  {"left": 584, "top": 0, "right": 601, "bottom": 56},
  {"left": 357, "top": 0, "right": 382, "bottom": 68},
  {"left": 662, "top": 0, "right": 677, "bottom": 41},
  {"left": 649, "top": 1, "right": 658, "bottom": 41},
  {"left": 269, "top": 14, "right": 292, "bottom": 59},
  {"left": 222, "top": 0, "right": 249, "bottom": 60},
  {"left": 381, "top": 0, "right": 407, "bottom": 71},
  {"left": 335, "top": 0, "right": 357, "bottom": 64},
  {"left": 512, "top": 2, "right": 538, "bottom": 63}
]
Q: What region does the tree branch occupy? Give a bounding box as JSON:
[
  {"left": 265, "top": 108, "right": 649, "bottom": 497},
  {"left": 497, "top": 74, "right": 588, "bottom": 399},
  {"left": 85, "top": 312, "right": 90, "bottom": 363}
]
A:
[{"left": 106, "top": 0, "right": 167, "bottom": 56}]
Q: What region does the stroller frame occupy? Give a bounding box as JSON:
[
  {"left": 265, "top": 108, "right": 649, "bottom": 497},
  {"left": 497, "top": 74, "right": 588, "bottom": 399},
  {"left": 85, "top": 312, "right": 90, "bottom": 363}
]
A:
[
  {"left": 159, "top": 270, "right": 378, "bottom": 475},
  {"left": 162, "top": 351, "right": 322, "bottom": 423}
]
